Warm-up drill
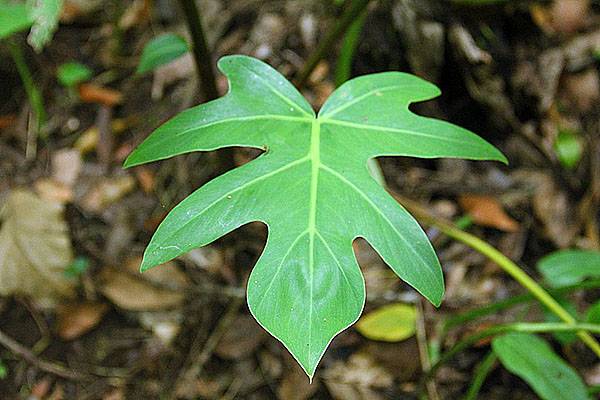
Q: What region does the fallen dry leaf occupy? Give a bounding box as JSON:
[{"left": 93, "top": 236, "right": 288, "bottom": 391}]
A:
[
  {"left": 79, "top": 175, "right": 135, "bottom": 213},
  {"left": 277, "top": 364, "right": 319, "bottom": 400},
  {"left": 52, "top": 149, "right": 82, "bottom": 187},
  {"left": 35, "top": 178, "right": 74, "bottom": 204},
  {"left": 324, "top": 352, "right": 393, "bottom": 400},
  {"left": 57, "top": 302, "right": 110, "bottom": 340},
  {"left": 0, "top": 189, "right": 75, "bottom": 305},
  {"left": 458, "top": 194, "right": 520, "bottom": 232},
  {"left": 78, "top": 83, "right": 123, "bottom": 107},
  {"left": 99, "top": 258, "right": 189, "bottom": 311},
  {"left": 215, "top": 315, "right": 266, "bottom": 360},
  {"left": 560, "top": 68, "right": 600, "bottom": 112}
]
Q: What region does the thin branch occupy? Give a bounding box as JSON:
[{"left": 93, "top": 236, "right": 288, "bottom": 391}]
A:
[{"left": 0, "top": 329, "right": 87, "bottom": 380}]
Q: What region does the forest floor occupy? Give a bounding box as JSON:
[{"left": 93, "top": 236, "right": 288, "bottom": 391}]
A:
[{"left": 0, "top": 0, "right": 599, "bottom": 399}]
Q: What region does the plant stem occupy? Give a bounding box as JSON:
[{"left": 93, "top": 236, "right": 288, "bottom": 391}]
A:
[
  {"left": 422, "top": 322, "right": 600, "bottom": 390},
  {"left": 295, "top": 0, "right": 371, "bottom": 88},
  {"left": 443, "top": 279, "right": 600, "bottom": 333},
  {"left": 177, "top": 0, "right": 219, "bottom": 102},
  {"left": 8, "top": 39, "right": 46, "bottom": 134},
  {"left": 463, "top": 351, "right": 497, "bottom": 400},
  {"left": 393, "top": 193, "right": 600, "bottom": 358}
]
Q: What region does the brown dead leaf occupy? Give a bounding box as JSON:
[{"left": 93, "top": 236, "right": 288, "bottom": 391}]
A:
[
  {"left": 277, "top": 364, "right": 319, "bottom": 400},
  {"left": 324, "top": 352, "right": 393, "bottom": 400},
  {"left": 458, "top": 194, "right": 520, "bottom": 232},
  {"left": 531, "top": 0, "right": 590, "bottom": 34},
  {"left": 532, "top": 174, "right": 579, "bottom": 247},
  {"left": 52, "top": 149, "right": 82, "bottom": 187},
  {"left": 99, "top": 258, "right": 189, "bottom": 311},
  {"left": 79, "top": 83, "right": 123, "bottom": 107},
  {"left": 215, "top": 315, "right": 266, "bottom": 360},
  {"left": 0, "top": 190, "right": 75, "bottom": 305},
  {"left": 560, "top": 68, "right": 600, "bottom": 112},
  {"left": 79, "top": 175, "right": 135, "bottom": 213},
  {"left": 35, "top": 178, "right": 73, "bottom": 204},
  {"left": 0, "top": 114, "right": 17, "bottom": 130},
  {"left": 57, "top": 302, "right": 109, "bottom": 340},
  {"left": 134, "top": 166, "right": 155, "bottom": 193}
]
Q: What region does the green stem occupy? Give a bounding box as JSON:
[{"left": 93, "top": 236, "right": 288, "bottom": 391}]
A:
[
  {"left": 177, "top": 0, "right": 219, "bottom": 102},
  {"left": 443, "top": 279, "right": 600, "bottom": 333},
  {"left": 295, "top": 0, "right": 371, "bottom": 88},
  {"left": 463, "top": 351, "right": 497, "bottom": 400},
  {"left": 394, "top": 194, "right": 600, "bottom": 358},
  {"left": 8, "top": 39, "right": 46, "bottom": 133},
  {"left": 422, "top": 322, "right": 600, "bottom": 390}
]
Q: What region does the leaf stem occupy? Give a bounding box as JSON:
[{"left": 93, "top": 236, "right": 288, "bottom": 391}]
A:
[
  {"left": 295, "top": 0, "right": 371, "bottom": 88},
  {"left": 393, "top": 193, "right": 600, "bottom": 358},
  {"left": 8, "top": 39, "right": 46, "bottom": 134},
  {"left": 442, "top": 279, "right": 600, "bottom": 333},
  {"left": 463, "top": 351, "right": 497, "bottom": 400},
  {"left": 177, "top": 0, "right": 219, "bottom": 102}
]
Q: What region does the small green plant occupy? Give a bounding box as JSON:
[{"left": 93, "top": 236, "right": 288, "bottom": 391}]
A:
[
  {"left": 137, "top": 33, "right": 189, "bottom": 74},
  {"left": 0, "top": 0, "right": 63, "bottom": 133},
  {"left": 424, "top": 248, "right": 600, "bottom": 399},
  {"left": 57, "top": 62, "right": 93, "bottom": 88},
  {"left": 125, "top": 55, "right": 506, "bottom": 377}
]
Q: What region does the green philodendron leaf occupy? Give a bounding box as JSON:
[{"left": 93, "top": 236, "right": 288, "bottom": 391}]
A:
[
  {"left": 537, "top": 249, "right": 600, "bottom": 288},
  {"left": 554, "top": 129, "right": 582, "bottom": 170},
  {"left": 137, "top": 33, "right": 189, "bottom": 74},
  {"left": 492, "top": 333, "right": 589, "bottom": 400},
  {"left": 0, "top": 2, "right": 33, "bottom": 39},
  {"left": 124, "top": 55, "right": 506, "bottom": 377}
]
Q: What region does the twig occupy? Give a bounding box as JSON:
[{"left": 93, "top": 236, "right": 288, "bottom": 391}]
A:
[
  {"left": 415, "top": 300, "right": 440, "bottom": 400},
  {"left": 169, "top": 297, "right": 244, "bottom": 399},
  {"left": 0, "top": 328, "right": 86, "bottom": 380},
  {"left": 177, "top": 0, "right": 219, "bottom": 102},
  {"left": 295, "top": 0, "right": 371, "bottom": 88}
]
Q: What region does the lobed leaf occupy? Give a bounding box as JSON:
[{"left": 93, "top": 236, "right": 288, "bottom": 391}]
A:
[{"left": 125, "top": 55, "right": 506, "bottom": 377}]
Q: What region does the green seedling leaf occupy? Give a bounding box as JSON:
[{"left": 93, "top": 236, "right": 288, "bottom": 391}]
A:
[
  {"left": 57, "top": 62, "right": 92, "bottom": 87},
  {"left": 492, "top": 333, "right": 589, "bottom": 400},
  {"left": 554, "top": 129, "right": 582, "bottom": 170},
  {"left": 124, "top": 55, "right": 506, "bottom": 377},
  {"left": 137, "top": 33, "right": 189, "bottom": 74},
  {"left": 27, "top": 0, "right": 63, "bottom": 52},
  {"left": 538, "top": 249, "right": 600, "bottom": 288},
  {"left": 0, "top": 2, "right": 33, "bottom": 39},
  {"left": 355, "top": 303, "right": 416, "bottom": 342}
]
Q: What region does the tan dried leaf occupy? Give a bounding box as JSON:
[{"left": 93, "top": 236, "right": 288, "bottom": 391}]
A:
[
  {"left": 0, "top": 190, "right": 75, "bottom": 303},
  {"left": 459, "top": 194, "right": 520, "bottom": 232},
  {"left": 99, "top": 259, "right": 188, "bottom": 311}
]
